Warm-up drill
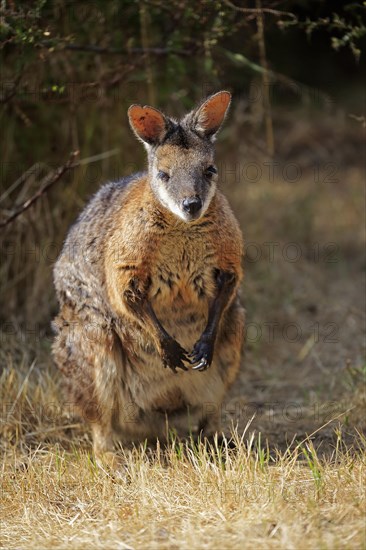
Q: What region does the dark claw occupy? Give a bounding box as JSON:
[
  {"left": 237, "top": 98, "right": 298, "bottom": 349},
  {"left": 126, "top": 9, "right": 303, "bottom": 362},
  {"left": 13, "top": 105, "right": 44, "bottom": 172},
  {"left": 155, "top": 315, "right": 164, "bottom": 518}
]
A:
[{"left": 192, "top": 358, "right": 209, "bottom": 371}]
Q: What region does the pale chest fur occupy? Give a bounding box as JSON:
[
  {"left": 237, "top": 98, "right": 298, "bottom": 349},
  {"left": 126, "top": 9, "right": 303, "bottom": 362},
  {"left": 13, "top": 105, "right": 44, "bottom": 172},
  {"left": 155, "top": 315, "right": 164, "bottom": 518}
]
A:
[{"left": 148, "top": 228, "right": 217, "bottom": 348}]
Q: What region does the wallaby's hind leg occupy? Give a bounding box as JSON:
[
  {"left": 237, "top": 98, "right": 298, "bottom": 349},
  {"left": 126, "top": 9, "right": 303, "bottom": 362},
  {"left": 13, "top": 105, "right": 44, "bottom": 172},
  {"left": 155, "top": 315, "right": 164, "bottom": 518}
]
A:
[
  {"left": 52, "top": 312, "right": 123, "bottom": 468},
  {"left": 200, "top": 300, "right": 245, "bottom": 438}
]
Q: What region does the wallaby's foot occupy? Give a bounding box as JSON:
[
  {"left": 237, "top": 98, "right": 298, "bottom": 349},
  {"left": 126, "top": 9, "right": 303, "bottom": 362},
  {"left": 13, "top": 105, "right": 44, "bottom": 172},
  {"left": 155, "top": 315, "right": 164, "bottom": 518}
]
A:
[
  {"left": 92, "top": 424, "right": 127, "bottom": 476},
  {"left": 95, "top": 450, "right": 127, "bottom": 477}
]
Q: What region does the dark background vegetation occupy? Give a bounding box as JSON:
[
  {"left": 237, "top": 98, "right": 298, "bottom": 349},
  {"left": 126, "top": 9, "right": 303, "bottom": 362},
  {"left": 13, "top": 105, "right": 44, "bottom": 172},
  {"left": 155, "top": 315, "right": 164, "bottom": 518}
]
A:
[{"left": 0, "top": 1, "right": 365, "bottom": 446}]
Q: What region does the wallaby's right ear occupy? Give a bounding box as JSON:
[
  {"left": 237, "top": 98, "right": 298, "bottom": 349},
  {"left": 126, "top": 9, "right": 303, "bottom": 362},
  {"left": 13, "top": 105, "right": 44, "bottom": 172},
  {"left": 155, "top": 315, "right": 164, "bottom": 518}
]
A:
[{"left": 128, "top": 105, "right": 172, "bottom": 146}]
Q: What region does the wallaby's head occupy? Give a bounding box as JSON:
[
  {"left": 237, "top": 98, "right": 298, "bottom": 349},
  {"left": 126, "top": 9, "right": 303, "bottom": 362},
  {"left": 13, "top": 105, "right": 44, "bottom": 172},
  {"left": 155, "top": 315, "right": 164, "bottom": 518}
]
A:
[{"left": 128, "top": 91, "right": 231, "bottom": 222}]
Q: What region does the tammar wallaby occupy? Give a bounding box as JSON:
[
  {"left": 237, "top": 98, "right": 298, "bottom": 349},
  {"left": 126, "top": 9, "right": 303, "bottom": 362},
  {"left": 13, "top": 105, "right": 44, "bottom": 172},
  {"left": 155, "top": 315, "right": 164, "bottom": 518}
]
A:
[{"left": 52, "top": 91, "right": 245, "bottom": 466}]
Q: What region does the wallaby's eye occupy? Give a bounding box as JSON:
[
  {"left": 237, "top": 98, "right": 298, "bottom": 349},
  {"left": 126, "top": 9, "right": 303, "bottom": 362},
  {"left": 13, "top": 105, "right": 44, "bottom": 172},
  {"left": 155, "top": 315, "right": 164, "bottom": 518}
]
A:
[
  {"left": 204, "top": 165, "right": 217, "bottom": 180},
  {"left": 158, "top": 170, "right": 170, "bottom": 182}
]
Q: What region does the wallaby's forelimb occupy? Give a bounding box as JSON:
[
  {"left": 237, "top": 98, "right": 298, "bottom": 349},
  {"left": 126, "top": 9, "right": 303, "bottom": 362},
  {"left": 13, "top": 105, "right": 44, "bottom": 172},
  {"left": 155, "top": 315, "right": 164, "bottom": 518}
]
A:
[
  {"left": 124, "top": 275, "right": 190, "bottom": 372},
  {"left": 190, "top": 270, "right": 237, "bottom": 371}
]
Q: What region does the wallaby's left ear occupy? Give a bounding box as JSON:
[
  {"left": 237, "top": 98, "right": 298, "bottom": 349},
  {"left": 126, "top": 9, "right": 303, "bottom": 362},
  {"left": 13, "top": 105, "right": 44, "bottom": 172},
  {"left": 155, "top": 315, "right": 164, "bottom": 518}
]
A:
[{"left": 188, "top": 91, "right": 231, "bottom": 141}]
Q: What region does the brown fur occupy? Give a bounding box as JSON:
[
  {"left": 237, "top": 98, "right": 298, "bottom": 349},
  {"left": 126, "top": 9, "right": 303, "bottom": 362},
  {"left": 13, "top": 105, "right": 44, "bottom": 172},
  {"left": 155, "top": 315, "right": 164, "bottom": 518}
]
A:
[{"left": 52, "top": 92, "right": 245, "bottom": 462}]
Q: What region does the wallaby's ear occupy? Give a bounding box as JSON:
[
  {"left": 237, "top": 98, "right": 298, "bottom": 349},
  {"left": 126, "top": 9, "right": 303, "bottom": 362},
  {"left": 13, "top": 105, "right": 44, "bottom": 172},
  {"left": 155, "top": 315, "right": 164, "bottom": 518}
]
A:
[
  {"left": 128, "top": 104, "right": 172, "bottom": 145},
  {"left": 188, "top": 90, "right": 231, "bottom": 141}
]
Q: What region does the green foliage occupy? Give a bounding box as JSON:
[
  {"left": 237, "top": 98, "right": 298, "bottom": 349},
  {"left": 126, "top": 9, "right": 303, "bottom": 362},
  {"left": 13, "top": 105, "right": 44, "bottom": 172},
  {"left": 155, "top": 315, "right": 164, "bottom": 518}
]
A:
[
  {"left": 279, "top": 3, "right": 366, "bottom": 61},
  {"left": 301, "top": 443, "right": 323, "bottom": 492}
]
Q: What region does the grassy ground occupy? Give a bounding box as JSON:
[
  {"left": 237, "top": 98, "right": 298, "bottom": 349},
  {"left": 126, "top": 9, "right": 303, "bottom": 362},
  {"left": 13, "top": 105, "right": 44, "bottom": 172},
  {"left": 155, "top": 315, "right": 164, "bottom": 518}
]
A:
[{"left": 1, "top": 109, "right": 365, "bottom": 548}]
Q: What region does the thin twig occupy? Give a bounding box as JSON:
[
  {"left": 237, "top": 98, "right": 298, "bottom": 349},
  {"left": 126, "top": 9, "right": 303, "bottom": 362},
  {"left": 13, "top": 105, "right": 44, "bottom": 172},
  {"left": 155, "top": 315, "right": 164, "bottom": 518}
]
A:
[
  {"left": 0, "top": 75, "right": 22, "bottom": 104},
  {"left": 256, "top": 0, "right": 274, "bottom": 156},
  {"left": 40, "top": 41, "right": 192, "bottom": 56},
  {"left": 140, "top": 2, "right": 156, "bottom": 105},
  {"left": 0, "top": 162, "right": 51, "bottom": 205},
  {"left": 222, "top": 0, "right": 296, "bottom": 20},
  {"left": 0, "top": 150, "right": 79, "bottom": 228},
  {"left": 220, "top": 46, "right": 333, "bottom": 107},
  {"left": 349, "top": 114, "right": 366, "bottom": 127},
  {"left": 24, "top": 424, "right": 83, "bottom": 438},
  {"left": 5, "top": 360, "right": 36, "bottom": 421},
  {"left": 0, "top": 149, "right": 118, "bottom": 206},
  {"left": 71, "top": 148, "right": 120, "bottom": 167},
  {"left": 292, "top": 407, "right": 355, "bottom": 454}
]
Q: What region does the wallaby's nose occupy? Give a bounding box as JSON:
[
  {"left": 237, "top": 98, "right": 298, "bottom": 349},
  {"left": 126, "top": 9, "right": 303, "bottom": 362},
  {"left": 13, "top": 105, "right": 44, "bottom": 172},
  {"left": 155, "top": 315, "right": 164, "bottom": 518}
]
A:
[{"left": 182, "top": 197, "right": 202, "bottom": 216}]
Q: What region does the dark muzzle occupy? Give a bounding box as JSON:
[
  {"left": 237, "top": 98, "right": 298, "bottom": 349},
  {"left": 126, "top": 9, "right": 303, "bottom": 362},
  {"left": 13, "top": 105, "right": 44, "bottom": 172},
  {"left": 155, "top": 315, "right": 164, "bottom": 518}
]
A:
[{"left": 182, "top": 196, "right": 202, "bottom": 216}]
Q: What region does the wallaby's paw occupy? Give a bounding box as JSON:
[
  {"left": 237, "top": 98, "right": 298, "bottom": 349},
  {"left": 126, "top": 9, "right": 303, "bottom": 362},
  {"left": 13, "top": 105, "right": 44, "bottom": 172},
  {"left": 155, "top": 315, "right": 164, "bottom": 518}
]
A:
[
  {"left": 95, "top": 451, "right": 127, "bottom": 479},
  {"left": 189, "top": 337, "right": 214, "bottom": 371},
  {"left": 161, "top": 337, "right": 190, "bottom": 373}
]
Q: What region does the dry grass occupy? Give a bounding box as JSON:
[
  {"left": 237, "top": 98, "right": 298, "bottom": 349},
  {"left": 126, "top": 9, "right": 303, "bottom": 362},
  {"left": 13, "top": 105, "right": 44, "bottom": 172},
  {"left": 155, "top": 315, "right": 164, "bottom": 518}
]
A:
[
  {"left": 1, "top": 354, "right": 365, "bottom": 550},
  {"left": 2, "top": 441, "right": 365, "bottom": 549}
]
